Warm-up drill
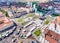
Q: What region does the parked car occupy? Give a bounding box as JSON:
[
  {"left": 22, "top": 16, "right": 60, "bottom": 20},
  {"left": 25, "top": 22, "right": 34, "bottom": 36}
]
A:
[
  {"left": 30, "top": 40, "right": 39, "bottom": 43},
  {"left": 15, "top": 31, "right": 20, "bottom": 35},
  {"left": 2, "top": 33, "right": 6, "bottom": 38},
  {"left": 5, "top": 31, "right": 9, "bottom": 36},
  {"left": 0, "top": 34, "right": 2, "bottom": 41},
  {"left": 12, "top": 38, "right": 17, "bottom": 42},
  {"left": 11, "top": 36, "right": 17, "bottom": 42}
]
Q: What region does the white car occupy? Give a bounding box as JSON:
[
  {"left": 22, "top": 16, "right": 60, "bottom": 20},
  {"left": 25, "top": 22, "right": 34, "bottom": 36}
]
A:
[
  {"left": 5, "top": 31, "right": 9, "bottom": 36},
  {"left": 12, "top": 38, "right": 16, "bottom": 42},
  {"left": 2, "top": 33, "right": 6, "bottom": 38},
  {"left": 11, "top": 36, "right": 17, "bottom": 42}
]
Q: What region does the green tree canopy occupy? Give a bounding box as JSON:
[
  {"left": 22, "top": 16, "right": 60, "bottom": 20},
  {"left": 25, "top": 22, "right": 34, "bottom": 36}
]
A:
[{"left": 1, "top": 10, "right": 9, "bottom": 17}]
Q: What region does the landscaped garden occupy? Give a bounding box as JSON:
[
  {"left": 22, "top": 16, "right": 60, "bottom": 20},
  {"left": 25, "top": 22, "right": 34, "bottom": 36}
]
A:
[
  {"left": 27, "top": 14, "right": 34, "bottom": 17},
  {"left": 33, "top": 15, "right": 38, "bottom": 19},
  {"left": 22, "top": 22, "right": 28, "bottom": 26},
  {"left": 18, "top": 18, "right": 24, "bottom": 22},
  {"left": 1, "top": 9, "right": 9, "bottom": 17},
  {"left": 45, "top": 20, "right": 49, "bottom": 24},
  {"left": 34, "top": 29, "right": 41, "bottom": 37}
]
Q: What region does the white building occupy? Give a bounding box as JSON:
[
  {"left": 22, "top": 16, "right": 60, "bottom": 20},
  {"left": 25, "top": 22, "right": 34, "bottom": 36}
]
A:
[
  {"left": 8, "top": 11, "right": 13, "bottom": 17},
  {"left": 24, "top": 21, "right": 33, "bottom": 28},
  {"left": 49, "top": 21, "right": 55, "bottom": 31},
  {"left": 30, "top": 26, "right": 36, "bottom": 32},
  {"left": 48, "top": 17, "right": 60, "bottom": 34},
  {"left": 26, "top": 32, "right": 31, "bottom": 38},
  {"left": 56, "top": 24, "right": 60, "bottom": 34},
  {"left": 34, "top": 19, "right": 43, "bottom": 27}
]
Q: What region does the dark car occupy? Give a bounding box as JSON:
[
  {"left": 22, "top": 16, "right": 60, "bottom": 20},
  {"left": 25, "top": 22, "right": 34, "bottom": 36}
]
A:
[
  {"left": 0, "top": 38, "right": 2, "bottom": 41},
  {"left": 39, "top": 17, "right": 46, "bottom": 20}
]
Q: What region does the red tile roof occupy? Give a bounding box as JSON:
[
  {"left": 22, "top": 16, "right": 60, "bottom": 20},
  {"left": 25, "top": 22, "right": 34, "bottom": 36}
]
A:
[
  {"left": 46, "top": 35, "right": 58, "bottom": 43},
  {"left": 0, "top": 17, "right": 13, "bottom": 29},
  {"left": 45, "top": 29, "right": 60, "bottom": 40},
  {"left": 50, "top": 30, "right": 60, "bottom": 40}
]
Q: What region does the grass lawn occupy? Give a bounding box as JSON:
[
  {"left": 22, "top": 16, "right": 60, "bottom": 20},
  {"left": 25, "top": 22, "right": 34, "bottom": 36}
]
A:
[
  {"left": 18, "top": 18, "right": 24, "bottom": 22},
  {"left": 34, "top": 29, "right": 41, "bottom": 36},
  {"left": 27, "top": 14, "right": 34, "bottom": 17},
  {"left": 22, "top": 22, "right": 28, "bottom": 26},
  {"left": 45, "top": 20, "right": 49, "bottom": 24},
  {"left": 33, "top": 15, "right": 38, "bottom": 19}
]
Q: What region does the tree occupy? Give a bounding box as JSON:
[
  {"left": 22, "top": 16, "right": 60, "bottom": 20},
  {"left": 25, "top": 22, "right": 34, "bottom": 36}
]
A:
[
  {"left": 1, "top": 9, "right": 9, "bottom": 17},
  {"left": 5, "top": 12, "right": 9, "bottom": 17}
]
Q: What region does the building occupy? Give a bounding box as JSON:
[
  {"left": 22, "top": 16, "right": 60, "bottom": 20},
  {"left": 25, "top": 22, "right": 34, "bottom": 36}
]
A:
[
  {"left": 48, "top": 21, "right": 56, "bottom": 31},
  {"left": 16, "top": 0, "right": 51, "bottom": 3},
  {"left": 56, "top": 16, "right": 60, "bottom": 34},
  {"left": 0, "top": 11, "right": 6, "bottom": 17},
  {"left": 47, "top": 16, "right": 60, "bottom": 34},
  {"left": 39, "top": 2, "right": 54, "bottom": 9},
  {"left": 45, "top": 35, "right": 58, "bottom": 43},
  {"left": 0, "top": 17, "right": 16, "bottom": 39},
  {"left": 57, "top": 16, "right": 60, "bottom": 24},
  {"left": 44, "top": 29, "right": 60, "bottom": 43},
  {"left": 0, "top": 0, "right": 15, "bottom": 2},
  {"left": 0, "top": 0, "right": 52, "bottom": 3},
  {"left": 18, "top": 7, "right": 33, "bottom": 13},
  {"left": 52, "top": 0, "right": 60, "bottom": 2},
  {"left": 34, "top": 19, "right": 44, "bottom": 27},
  {"left": 24, "top": 21, "right": 33, "bottom": 28},
  {"left": 0, "top": 17, "right": 13, "bottom": 31},
  {"left": 44, "top": 16, "right": 60, "bottom": 43},
  {"left": 39, "top": 0, "right": 51, "bottom": 3},
  {"left": 19, "top": 39, "right": 39, "bottom": 43},
  {"left": 0, "top": 12, "right": 16, "bottom": 39},
  {"left": 11, "top": 6, "right": 16, "bottom": 12}
]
